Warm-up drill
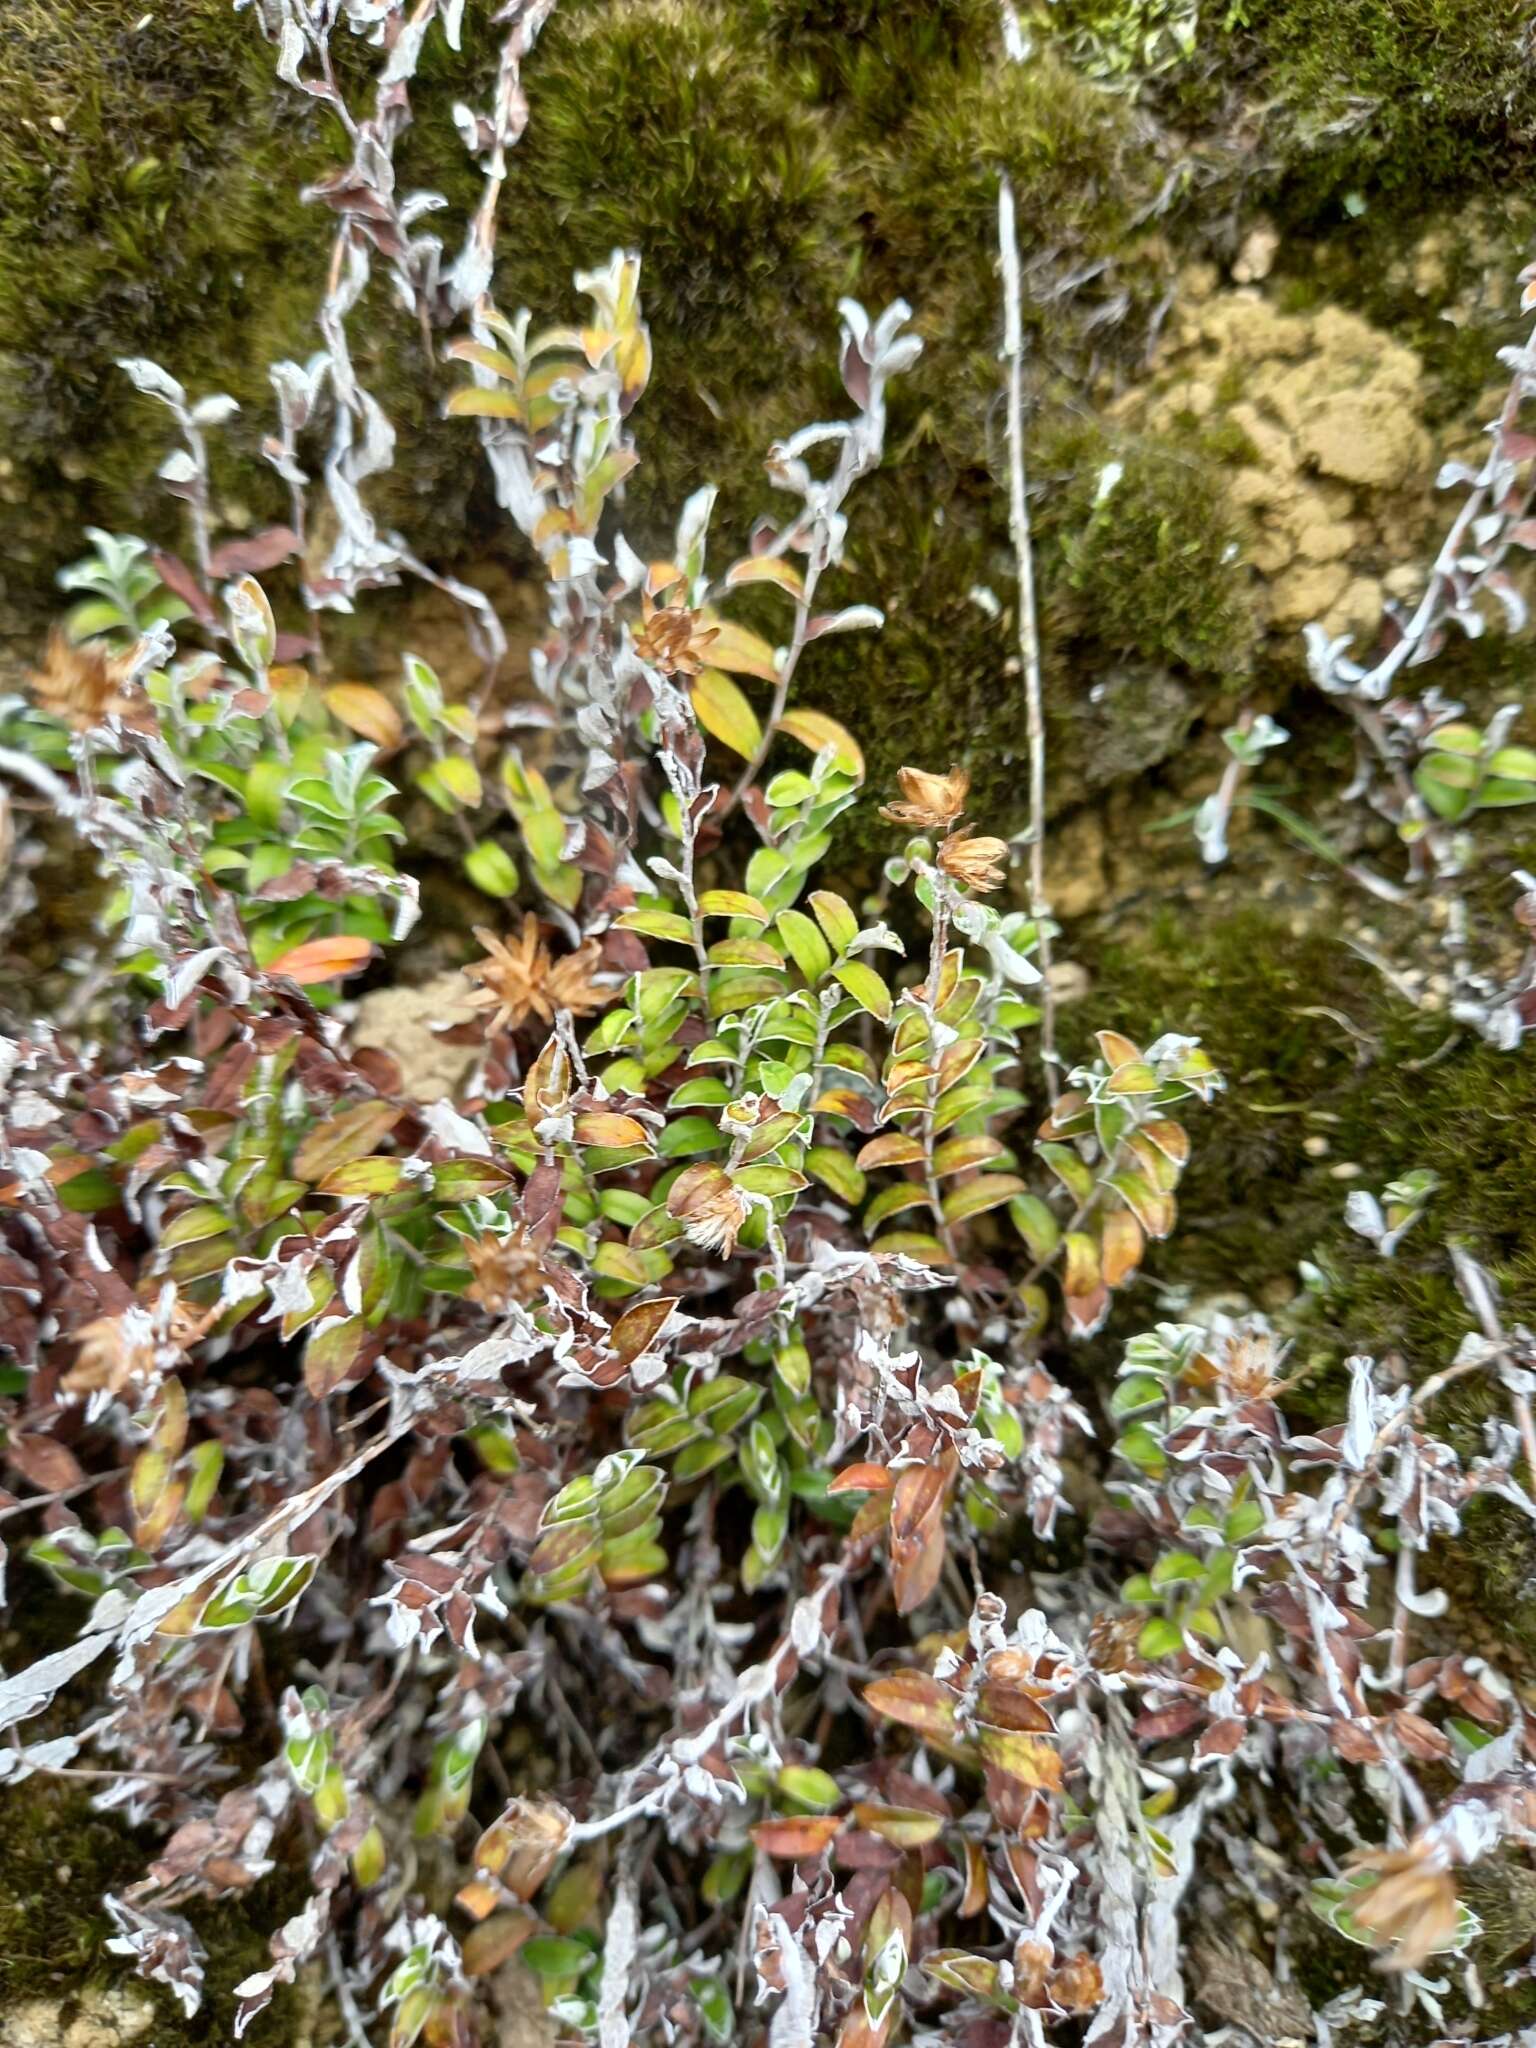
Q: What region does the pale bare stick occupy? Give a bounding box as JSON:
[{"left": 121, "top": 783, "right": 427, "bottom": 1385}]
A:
[{"left": 998, "top": 173, "right": 1057, "bottom": 1079}]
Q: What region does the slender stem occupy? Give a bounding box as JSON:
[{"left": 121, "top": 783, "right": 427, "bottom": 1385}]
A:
[
  {"left": 916, "top": 890, "right": 963, "bottom": 1266},
  {"left": 998, "top": 174, "right": 1056, "bottom": 1081},
  {"left": 722, "top": 559, "right": 822, "bottom": 819}
]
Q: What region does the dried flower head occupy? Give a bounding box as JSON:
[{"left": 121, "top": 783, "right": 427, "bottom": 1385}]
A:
[
  {"left": 64, "top": 1288, "right": 204, "bottom": 1401},
  {"left": 1347, "top": 1842, "right": 1460, "bottom": 1972},
  {"left": 29, "top": 629, "right": 148, "bottom": 732},
  {"left": 465, "top": 917, "right": 610, "bottom": 1036},
  {"left": 666, "top": 1163, "right": 749, "bottom": 1257},
  {"left": 937, "top": 824, "right": 1009, "bottom": 893},
  {"left": 879, "top": 764, "right": 970, "bottom": 831},
  {"left": 464, "top": 1226, "right": 545, "bottom": 1313},
  {"left": 633, "top": 596, "right": 718, "bottom": 680}
]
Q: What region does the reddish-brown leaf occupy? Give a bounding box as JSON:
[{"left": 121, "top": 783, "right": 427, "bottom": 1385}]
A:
[
  {"left": 889, "top": 1456, "right": 950, "bottom": 1615},
  {"left": 607, "top": 1296, "right": 675, "bottom": 1364},
  {"left": 863, "top": 1672, "right": 959, "bottom": 1745},
  {"left": 827, "top": 1462, "right": 894, "bottom": 1495},
  {"left": 751, "top": 1815, "right": 843, "bottom": 1859}
]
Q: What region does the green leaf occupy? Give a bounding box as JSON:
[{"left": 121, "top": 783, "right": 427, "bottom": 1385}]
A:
[
  {"left": 416, "top": 754, "right": 483, "bottom": 812},
  {"left": 808, "top": 890, "right": 859, "bottom": 956},
  {"left": 776, "top": 909, "right": 832, "bottom": 984},
  {"left": 617, "top": 907, "right": 695, "bottom": 945},
  {"left": 1137, "top": 1615, "right": 1185, "bottom": 1659},
  {"left": 764, "top": 770, "right": 813, "bottom": 808},
  {"left": 522, "top": 1936, "right": 594, "bottom": 1980},
  {"left": 446, "top": 387, "right": 524, "bottom": 420},
  {"left": 316, "top": 1156, "right": 407, "bottom": 1198},
  {"left": 159, "top": 1202, "right": 233, "bottom": 1249},
  {"left": 805, "top": 1146, "right": 865, "bottom": 1205},
  {"left": 832, "top": 960, "right": 892, "bottom": 1023},
  {"left": 864, "top": 1184, "right": 933, "bottom": 1232},
  {"left": 1488, "top": 745, "right": 1536, "bottom": 782},
  {"left": 1150, "top": 1549, "right": 1204, "bottom": 1587},
  {"left": 463, "top": 839, "right": 519, "bottom": 897},
  {"left": 697, "top": 889, "right": 770, "bottom": 922},
  {"left": 733, "top": 1164, "right": 808, "bottom": 1197},
  {"left": 942, "top": 1174, "right": 1025, "bottom": 1224},
  {"left": 1037, "top": 1142, "right": 1094, "bottom": 1203},
  {"left": 657, "top": 1116, "right": 725, "bottom": 1158},
  {"left": 1110, "top": 1372, "right": 1164, "bottom": 1416},
  {"left": 56, "top": 1167, "right": 120, "bottom": 1214}
]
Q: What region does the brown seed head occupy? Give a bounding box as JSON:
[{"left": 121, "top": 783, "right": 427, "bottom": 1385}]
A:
[
  {"left": 666, "top": 1162, "right": 749, "bottom": 1257},
  {"left": 879, "top": 764, "right": 970, "bottom": 831},
  {"left": 465, "top": 917, "right": 610, "bottom": 1036},
  {"left": 464, "top": 1227, "right": 546, "bottom": 1313},
  {"left": 936, "top": 825, "right": 1009, "bottom": 893},
  {"left": 29, "top": 629, "right": 149, "bottom": 733},
  {"left": 633, "top": 596, "right": 718, "bottom": 680},
  {"left": 1346, "top": 1843, "right": 1459, "bottom": 1973}
]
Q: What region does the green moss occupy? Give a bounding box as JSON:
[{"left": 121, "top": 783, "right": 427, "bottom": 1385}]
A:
[
  {"left": 0, "top": 1776, "right": 307, "bottom": 2044},
  {"left": 1236, "top": 0, "right": 1536, "bottom": 220},
  {"left": 0, "top": 2, "right": 506, "bottom": 658},
  {"left": 0, "top": 6, "right": 317, "bottom": 606},
  {"left": 869, "top": 49, "right": 1160, "bottom": 358},
  {"left": 1080, "top": 902, "right": 1379, "bottom": 1300},
  {"left": 749, "top": 0, "right": 995, "bottom": 124},
  {"left": 1037, "top": 420, "right": 1258, "bottom": 677},
  {"left": 480, "top": 2, "right": 847, "bottom": 518}
]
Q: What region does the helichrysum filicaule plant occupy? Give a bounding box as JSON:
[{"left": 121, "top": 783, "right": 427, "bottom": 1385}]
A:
[{"left": 6, "top": 9, "right": 1536, "bottom": 2045}]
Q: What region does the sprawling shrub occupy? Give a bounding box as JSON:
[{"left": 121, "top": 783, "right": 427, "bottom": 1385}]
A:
[{"left": 6, "top": 8, "right": 1536, "bottom": 2048}]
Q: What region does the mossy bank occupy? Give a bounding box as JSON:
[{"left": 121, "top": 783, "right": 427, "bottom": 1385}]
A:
[{"left": 3, "top": 0, "right": 1533, "bottom": 827}]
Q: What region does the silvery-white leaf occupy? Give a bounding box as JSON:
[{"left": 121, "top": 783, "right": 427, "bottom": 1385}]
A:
[
  {"left": 565, "top": 536, "right": 607, "bottom": 578},
  {"left": 158, "top": 449, "right": 199, "bottom": 485},
  {"left": 118, "top": 357, "right": 186, "bottom": 407},
  {"left": 806, "top": 603, "right": 884, "bottom": 637},
  {"left": 276, "top": 16, "right": 306, "bottom": 87},
  {"left": 674, "top": 484, "right": 717, "bottom": 582},
  {"left": 845, "top": 921, "right": 904, "bottom": 956},
  {"left": 0, "top": 1631, "right": 111, "bottom": 1736},
  {"left": 164, "top": 947, "right": 227, "bottom": 1010},
  {"left": 1340, "top": 1354, "right": 1380, "bottom": 1471},
  {"left": 1399, "top": 1582, "right": 1448, "bottom": 1617},
  {"left": 0, "top": 1734, "right": 80, "bottom": 1784},
  {"left": 191, "top": 394, "right": 241, "bottom": 427},
  {"left": 983, "top": 928, "right": 1042, "bottom": 986},
  {"left": 1343, "top": 1189, "right": 1385, "bottom": 1246},
  {"left": 420, "top": 1099, "right": 492, "bottom": 1158}
]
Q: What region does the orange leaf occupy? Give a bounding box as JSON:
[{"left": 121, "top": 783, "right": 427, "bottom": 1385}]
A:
[
  {"left": 1101, "top": 1208, "right": 1145, "bottom": 1290},
  {"left": 863, "top": 1672, "right": 959, "bottom": 1744},
  {"left": 827, "top": 1462, "right": 894, "bottom": 1495},
  {"left": 751, "top": 1815, "right": 842, "bottom": 1859},
  {"left": 851, "top": 1802, "right": 946, "bottom": 1847},
  {"left": 890, "top": 1454, "right": 952, "bottom": 1615},
  {"left": 607, "top": 1296, "right": 676, "bottom": 1364},
  {"left": 699, "top": 615, "right": 780, "bottom": 681},
  {"left": 266, "top": 934, "right": 374, "bottom": 985},
  {"left": 573, "top": 1111, "right": 651, "bottom": 1150},
  {"left": 856, "top": 1134, "right": 926, "bottom": 1171},
  {"left": 462, "top": 1910, "right": 536, "bottom": 1977},
  {"left": 324, "top": 682, "right": 403, "bottom": 750},
  {"left": 777, "top": 708, "right": 864, "bottom": 780},
  {"left": 976, "top": 1726, "right": 1064, "bottom": 1791},
  {"left": 959, "top": 1840, "right": 988, "bottom": 1917}
]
